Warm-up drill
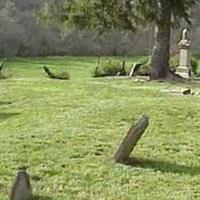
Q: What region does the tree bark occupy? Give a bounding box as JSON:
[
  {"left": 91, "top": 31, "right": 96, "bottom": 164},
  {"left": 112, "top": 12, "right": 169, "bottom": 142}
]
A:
[{"left": 150, "top": 1, "right": 172, "bottom": 80}]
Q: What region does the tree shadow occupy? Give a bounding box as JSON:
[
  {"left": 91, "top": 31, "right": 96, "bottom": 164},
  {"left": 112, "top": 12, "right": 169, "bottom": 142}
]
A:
[
  {"left": 0, "top": 113, "right": 20, "bottom": 121},
  {"left": 0, "top": 101, "right": 12, "bottom": 105},
  {"left": 120, "top": 157, "right": 200, "bottom": 176},
  {"left": 33, "top": 195, "right": 54, "bottom": 200}
]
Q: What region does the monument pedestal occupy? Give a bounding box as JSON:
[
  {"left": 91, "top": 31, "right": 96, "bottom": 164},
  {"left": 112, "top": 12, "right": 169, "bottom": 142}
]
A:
[
  {"left": 176, "top": 66, "right": 190, "bottom": 78},
  {"left": 175, "top": 28, "right": 191, "bottom": 79},
  {"left": 176, "top": 48, "right": 191, "bottom": 78}
]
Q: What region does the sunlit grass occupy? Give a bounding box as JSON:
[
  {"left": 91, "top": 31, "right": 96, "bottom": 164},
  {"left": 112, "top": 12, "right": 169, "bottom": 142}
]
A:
[{"left": 1, "top": 57, "right": 200, "bottom": 200}]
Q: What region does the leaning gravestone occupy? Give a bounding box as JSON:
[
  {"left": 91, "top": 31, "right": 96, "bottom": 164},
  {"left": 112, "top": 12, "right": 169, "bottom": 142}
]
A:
[
  {"left": 10, "top": 170, "right": 33, "bottom": 200},
  {"left": 114, "top": 115, "right": 149, "bottom": 163},
  {"left": 176, "top": 28, "right": 191, "bottom": 79}
]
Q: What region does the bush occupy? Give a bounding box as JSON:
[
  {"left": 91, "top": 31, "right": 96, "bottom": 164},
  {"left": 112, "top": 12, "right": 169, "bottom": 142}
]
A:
[
  {"left": 169, "top": 56, "right": 179, "bottom": 72},
  {"left": 191, "top": 58, "right": 200, "bottom": 76},
  {"left": 92, "top": 58, "right": 126, "bottom": 77},
  {"left": 57, "top": 71, "right": 70, "bottom": 80}
]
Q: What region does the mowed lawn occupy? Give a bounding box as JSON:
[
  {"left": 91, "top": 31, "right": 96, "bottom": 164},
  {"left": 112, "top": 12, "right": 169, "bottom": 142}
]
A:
[{"left": 1, "top": 57, "right": 200, "bottom": 200}]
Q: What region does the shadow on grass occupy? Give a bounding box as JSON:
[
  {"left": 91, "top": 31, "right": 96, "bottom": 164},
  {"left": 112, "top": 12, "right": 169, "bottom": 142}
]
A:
[
  {"left": 0, "top": 101, "right": 12, "bottom": 105},
  {"left": 0, "top": 113, "right": 20, "bottom": 121},
  {"left": 33, "top": 195, "right": 53, "bottom": 200},
  {"left": 122, "top": 157, "right": 200, "bottom": 176}
]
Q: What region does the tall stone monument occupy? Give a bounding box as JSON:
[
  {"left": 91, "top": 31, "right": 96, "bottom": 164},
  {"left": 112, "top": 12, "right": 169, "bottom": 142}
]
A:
[{"left": 176, "top": 28, "right": 191, "bottom": 78}]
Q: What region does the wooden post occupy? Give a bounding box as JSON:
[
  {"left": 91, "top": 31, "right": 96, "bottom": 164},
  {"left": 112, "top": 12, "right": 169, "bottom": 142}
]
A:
[
  {"left": 121, "top": 60, "right": 126, "bottom": 75},
  {"left": 129, "top": 64, "right": 135, "bottom": 77},
  {"left": 0, "top": 61, "right": 4, "bottom": 79},
  {"left": 114, "top": 115, "right": 149, "bottom": 163}
]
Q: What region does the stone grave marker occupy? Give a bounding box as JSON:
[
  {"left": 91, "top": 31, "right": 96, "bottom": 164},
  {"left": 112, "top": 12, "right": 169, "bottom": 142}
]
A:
[
  {"left": 10, "top": 170, "right": 32, "bottom": 200},
  {"left": 176, "top": 28, "right": 191, "bottom": 78}
]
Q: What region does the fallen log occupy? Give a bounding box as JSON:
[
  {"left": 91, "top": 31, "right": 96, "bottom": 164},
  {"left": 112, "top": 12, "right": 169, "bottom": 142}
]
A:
[
  {"left": 43, "top": 66, "right": 69, "bottom": 80},
  {"left": 114, "top": 115, "right": 149, "bottom": 163}
]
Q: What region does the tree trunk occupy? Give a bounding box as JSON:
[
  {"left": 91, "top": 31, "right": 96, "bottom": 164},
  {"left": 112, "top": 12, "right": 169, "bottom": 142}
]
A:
[{"left": 150, "top": 1, "right": 172, "bottom": 80}]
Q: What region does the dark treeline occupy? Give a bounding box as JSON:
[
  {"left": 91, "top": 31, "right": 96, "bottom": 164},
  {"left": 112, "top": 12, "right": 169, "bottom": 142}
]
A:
[{"left": 0, "top": 0, "right": 200, "bottom": 58}]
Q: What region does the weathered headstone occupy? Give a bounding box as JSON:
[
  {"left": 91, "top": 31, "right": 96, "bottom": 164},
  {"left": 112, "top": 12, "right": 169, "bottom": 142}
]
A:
[
  {"left": 114, "top": 115, "right": 149, "bottom": 163},
  {"left": 129, "top": 64, "right": 135, "bottom": 77},
  {"left": 176, "top": 28, "right": 191, "bottom": 78},
  {"left": 129, "top": 63, "right": 143, "bottom": 77},
  {"left": 159, "top": 88, "right": 191, "bottom": 95},
  {"left": 10, "top": 170, "right": 32, "bottom": 200}
]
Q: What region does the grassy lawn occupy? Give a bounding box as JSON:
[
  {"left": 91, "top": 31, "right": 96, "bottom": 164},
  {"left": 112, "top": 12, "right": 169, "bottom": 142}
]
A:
[{"left": 1, "top": 56, "right": 200, "bottom": 200}]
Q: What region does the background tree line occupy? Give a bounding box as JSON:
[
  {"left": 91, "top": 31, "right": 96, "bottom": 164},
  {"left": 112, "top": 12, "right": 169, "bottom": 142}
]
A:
[{"left": 0, "top": 0, "right": 200, "bottom": 58}]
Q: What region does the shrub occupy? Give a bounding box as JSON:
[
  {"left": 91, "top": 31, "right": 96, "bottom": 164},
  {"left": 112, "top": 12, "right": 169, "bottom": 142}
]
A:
[
  {"left": 92, "top": 58, "right": 126, "bottom": 77},
  {"left": 190, "top": 58, "right": 199, "bottom": 76},
  {"left": 0, "top": 73, "right": 4, "bottom": 79},
  {"left": 58, "top": 71, "right": 70, "bottom": 80},
  {"left": 169, "top": 56, "right": 179, "bottom": 72}
]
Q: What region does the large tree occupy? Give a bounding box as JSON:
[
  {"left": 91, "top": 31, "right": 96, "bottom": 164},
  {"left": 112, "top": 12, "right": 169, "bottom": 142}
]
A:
[{"left": 42, "top": 0, "right": 198, "bottom": 80}]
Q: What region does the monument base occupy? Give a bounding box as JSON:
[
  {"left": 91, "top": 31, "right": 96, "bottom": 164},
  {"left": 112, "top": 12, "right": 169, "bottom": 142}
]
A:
[{"left": 176, "top": 66, "right": 190, "bottom": 79}]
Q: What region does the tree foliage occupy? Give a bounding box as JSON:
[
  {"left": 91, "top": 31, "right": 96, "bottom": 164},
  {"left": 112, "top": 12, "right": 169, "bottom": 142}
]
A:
[
  {"left": 1, "top": 0, "right": 200, "bottom": 59},
  {"left": 41, "top": 0, "right": 198, "bottom": 80},
  {"left": 41, "top": 0, "right": 198, "bottom": 31}
]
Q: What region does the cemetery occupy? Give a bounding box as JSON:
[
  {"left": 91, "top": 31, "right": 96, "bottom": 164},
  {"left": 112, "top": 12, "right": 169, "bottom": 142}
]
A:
[
  {"left": 1, "top": 54, "right": 200, "bottom": 199},
  {"left": 1, "top": 1, "right": 200, "bottom": 200}
]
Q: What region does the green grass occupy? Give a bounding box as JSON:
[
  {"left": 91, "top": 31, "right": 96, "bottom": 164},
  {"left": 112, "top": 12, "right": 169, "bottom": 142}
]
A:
[{"left": 1, "top": 56, "right": 200, "bottom": 200}]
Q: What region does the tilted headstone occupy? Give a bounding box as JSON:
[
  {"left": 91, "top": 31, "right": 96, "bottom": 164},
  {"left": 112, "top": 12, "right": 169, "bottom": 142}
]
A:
[
  {"left": 114, "top": 115, "right": 149, "bottom": 163},
  {"left": 10, "top": 170, "right": 33, "bottom": 200},
  {"left": 176, "top": 28, "right": 191, "bottom": 79}
]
